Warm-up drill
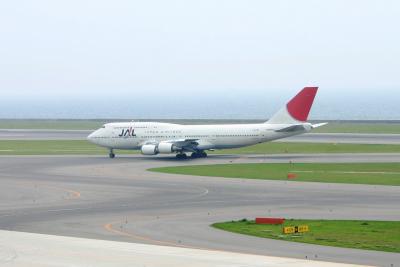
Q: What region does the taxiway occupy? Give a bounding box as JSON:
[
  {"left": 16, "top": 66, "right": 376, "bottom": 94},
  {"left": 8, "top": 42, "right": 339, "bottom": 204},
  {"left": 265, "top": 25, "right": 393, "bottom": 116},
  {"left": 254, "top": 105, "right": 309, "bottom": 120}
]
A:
[{"left": 0, "top": 154, "right": 399, "bottom": 266}]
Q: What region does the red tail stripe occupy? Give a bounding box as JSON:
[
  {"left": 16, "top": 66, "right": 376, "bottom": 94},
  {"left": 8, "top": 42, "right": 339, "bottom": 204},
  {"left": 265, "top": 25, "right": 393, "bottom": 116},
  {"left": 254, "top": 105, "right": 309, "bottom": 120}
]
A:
[{"left": 286, "top": 87, "right": 318, "bottom": 122}]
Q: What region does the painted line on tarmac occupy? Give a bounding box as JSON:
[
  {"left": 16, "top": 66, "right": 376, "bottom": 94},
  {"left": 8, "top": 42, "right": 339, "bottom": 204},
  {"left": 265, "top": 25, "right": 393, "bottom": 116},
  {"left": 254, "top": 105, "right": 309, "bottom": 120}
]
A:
[
  {"left": 30, "top": 183, "right": 82, "bottom": 200},
  {"left": 102, "top": 219, "right": 342, "bottom": 265},
  {"left": 31, "top": 183, "right": 81, "bottom": 200},
  {"left": 0, "top": 178, "right": 82, "bottom": 201},
  {"left": 103, "top": 221, "right": 196, "bottom": 249}
]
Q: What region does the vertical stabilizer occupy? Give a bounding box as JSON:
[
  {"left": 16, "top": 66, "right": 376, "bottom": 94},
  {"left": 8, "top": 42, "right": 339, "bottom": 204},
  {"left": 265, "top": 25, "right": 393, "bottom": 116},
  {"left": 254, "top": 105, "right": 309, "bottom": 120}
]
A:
[{"left": 267, "top": 87, "right": 318, "bottom": 124}]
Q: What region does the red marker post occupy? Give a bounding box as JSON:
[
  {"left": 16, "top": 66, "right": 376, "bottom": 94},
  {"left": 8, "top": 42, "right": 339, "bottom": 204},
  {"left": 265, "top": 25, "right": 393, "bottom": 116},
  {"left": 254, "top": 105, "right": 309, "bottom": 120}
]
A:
[{"left": 255, "top": 218, "right": 285, "bottom": 225}]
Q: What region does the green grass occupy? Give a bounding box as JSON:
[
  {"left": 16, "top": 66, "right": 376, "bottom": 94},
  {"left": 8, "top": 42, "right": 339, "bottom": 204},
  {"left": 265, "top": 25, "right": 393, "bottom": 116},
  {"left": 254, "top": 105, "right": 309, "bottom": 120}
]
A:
[
  {"left": 212, "top": 219, "right": 400, "bottom": 253},
  {"left": 0, "top": 140, "right": 137, "bottom": 155},
  {"left": 313, "top": 122, "right": 400, "bottom": 134},
  {"left": 0, "top": 140, "right": 400, "bottom": 155},
  {"left": 150, "top": 163, "right": 400, "bottom": 186},
  {"left": 214, "top": 142, "right": 400, "bottom": 154}
]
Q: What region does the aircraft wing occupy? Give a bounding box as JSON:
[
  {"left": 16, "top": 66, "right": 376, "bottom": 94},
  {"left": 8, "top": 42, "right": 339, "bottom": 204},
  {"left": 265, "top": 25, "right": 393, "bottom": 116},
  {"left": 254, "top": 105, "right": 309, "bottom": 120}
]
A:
[{"left": 158, "top": 139, "right": 200, "bottom": 152}]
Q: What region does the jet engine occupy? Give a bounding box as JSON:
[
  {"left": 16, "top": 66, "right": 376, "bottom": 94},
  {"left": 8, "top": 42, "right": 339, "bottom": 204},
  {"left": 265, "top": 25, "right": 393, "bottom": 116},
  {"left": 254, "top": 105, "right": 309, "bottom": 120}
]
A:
[
  {"left": 157, "top": 142, "right": 177, "bottom": 154},
  {"left": 141, "top": 144, "right": 158, "bottom": 155}
]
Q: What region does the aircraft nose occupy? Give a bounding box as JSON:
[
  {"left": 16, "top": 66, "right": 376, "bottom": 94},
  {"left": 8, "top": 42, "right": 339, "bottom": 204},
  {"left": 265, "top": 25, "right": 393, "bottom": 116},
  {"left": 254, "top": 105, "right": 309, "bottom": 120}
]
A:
[{"left": 87, "top": 131, "right": 97, "bottom": 142}]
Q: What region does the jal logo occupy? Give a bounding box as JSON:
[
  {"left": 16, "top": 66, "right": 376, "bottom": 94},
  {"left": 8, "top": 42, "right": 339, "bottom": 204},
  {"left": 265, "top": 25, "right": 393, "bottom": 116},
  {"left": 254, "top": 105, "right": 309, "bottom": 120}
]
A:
[{"left": 118, "top": 127, "right": 136, "bottom": 137}]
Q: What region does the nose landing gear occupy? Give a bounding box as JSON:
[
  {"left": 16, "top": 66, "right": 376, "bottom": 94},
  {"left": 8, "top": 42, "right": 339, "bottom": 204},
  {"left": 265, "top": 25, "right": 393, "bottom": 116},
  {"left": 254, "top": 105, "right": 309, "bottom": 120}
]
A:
[{"left": 109, "top": 149, "right": 115, "bottom": 159}]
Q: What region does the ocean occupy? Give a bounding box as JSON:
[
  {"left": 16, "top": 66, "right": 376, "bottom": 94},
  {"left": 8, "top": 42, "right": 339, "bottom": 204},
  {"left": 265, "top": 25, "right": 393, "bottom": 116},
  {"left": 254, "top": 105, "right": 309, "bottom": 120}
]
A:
[{"left": 1, "top": 90, "right": 399, "bottom": 120}]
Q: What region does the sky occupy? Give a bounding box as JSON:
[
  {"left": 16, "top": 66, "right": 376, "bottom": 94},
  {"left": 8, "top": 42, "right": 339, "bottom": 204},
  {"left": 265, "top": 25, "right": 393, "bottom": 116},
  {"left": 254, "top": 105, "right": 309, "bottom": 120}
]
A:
[{"left": 0, "top": 0, "right": 399, "bottom": 119}]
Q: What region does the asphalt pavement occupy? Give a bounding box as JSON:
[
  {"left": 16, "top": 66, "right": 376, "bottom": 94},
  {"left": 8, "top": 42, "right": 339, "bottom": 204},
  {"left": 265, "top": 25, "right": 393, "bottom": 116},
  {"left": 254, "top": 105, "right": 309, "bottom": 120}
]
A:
[{"left": 0, "top": 154, "right": 398, "bottom": 266}]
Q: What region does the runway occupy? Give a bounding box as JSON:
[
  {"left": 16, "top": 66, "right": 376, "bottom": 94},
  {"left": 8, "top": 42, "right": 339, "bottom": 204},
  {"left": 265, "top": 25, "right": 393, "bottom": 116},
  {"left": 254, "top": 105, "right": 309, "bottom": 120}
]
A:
[
  {"left": 1, "top": 129, "right": 400, "bottom": 144},
  {"left": 0, "top": 154, "right": 399, "bottom": 266}
]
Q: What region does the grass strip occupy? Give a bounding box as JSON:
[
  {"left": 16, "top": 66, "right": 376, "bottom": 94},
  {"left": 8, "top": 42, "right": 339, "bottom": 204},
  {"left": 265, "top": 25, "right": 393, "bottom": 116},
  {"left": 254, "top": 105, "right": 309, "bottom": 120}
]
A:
[
  {"left": 0, "top": 140, "right": 136, "bottom": 155},
  {"left": 214, "top": 142, "right": 400, "bottom": 154},
  {"left": 150, "top": 163, "right": 400, "bottom": 186},
  {"left": 212, "top": 219, "right": 400, "bottom": 253}
]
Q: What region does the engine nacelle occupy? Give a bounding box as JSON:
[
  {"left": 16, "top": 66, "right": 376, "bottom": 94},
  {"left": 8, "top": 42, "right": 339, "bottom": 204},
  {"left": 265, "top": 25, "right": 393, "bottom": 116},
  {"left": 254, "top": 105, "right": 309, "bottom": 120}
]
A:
[
  {"left": 158, "top": 142, "right": 177, "bottom": 154},
  {"left": 141, "top": 144, "right": 158, "bottom": 155}
]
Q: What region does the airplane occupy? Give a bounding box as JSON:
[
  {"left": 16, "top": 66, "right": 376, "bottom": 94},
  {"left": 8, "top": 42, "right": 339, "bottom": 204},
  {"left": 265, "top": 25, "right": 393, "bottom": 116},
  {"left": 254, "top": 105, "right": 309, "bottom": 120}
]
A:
[{"left": 87, "top": 87, "right": 326, "bottom": 159}]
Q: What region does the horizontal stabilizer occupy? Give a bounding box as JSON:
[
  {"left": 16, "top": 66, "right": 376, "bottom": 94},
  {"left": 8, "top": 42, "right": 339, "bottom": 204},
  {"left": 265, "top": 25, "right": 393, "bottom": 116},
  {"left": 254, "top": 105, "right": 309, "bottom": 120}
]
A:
[
  {"left": 275, "top": 124, "right": 307, "bottom": 132},
  {"left": 312, "top": 122, "right": 328, "bottom": 128}
]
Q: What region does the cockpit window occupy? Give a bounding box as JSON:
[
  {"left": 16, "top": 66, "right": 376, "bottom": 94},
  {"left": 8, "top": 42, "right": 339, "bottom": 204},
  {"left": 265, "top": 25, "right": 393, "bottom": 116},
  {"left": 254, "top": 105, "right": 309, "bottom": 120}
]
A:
[{"left": 101, "top": 125, "right": 106, "bottom": 128}]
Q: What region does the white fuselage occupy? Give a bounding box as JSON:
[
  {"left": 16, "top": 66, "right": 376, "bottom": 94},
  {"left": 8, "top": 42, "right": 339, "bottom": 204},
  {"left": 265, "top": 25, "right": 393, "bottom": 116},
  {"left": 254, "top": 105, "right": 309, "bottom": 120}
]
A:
[
  {"left": 87, "top": 122, "right": 312, "bottom": 151},
  {"left": 87, "top": 87, "right": 322, "bottom": 157}
]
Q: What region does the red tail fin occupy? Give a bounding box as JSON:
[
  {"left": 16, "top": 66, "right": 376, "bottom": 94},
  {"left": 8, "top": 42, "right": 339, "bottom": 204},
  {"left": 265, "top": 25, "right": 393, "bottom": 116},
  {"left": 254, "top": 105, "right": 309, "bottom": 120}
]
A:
[
  {"left": 286, "top": 87, "right": 318, "bottom": 122},
  {"left": 267, "top": 86, "right": 318, "bottom": 124}
]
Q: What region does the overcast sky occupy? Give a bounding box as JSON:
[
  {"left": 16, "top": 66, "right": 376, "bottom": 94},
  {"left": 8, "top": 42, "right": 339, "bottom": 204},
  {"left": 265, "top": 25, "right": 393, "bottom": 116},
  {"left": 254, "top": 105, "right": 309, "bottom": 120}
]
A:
[{"left": 0, "top": 0, "right": 399, "bottom": 119}]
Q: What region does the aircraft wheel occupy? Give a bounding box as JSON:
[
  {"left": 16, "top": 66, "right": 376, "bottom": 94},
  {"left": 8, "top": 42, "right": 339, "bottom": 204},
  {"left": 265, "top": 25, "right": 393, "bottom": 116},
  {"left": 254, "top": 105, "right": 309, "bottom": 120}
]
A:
[
  {"left": 191, "top": 152, "right": 199, "bottom": 158},
  {"left": 109, "top": 150, "right": 115, "bottom": 158},
  {"left": 200, "top": 151, "right": 207, "bottom": 158},
  {"left": 176, "top": 153, "right": 187, "bottom": 159}
]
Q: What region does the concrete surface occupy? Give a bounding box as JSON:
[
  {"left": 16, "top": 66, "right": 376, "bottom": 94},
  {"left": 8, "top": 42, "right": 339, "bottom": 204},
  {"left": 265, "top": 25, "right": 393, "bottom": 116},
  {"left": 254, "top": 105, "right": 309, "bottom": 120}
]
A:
[
  {"left": 0, "top": 230, "right": 371, "bottom": 267},
  {"left": 0, "top": 154, "right": 399, "bottom": 266}
]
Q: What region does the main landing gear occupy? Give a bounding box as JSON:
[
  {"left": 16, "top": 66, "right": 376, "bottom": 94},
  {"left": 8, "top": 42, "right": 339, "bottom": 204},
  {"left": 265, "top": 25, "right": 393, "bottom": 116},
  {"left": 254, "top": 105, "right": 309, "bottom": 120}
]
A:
[
  {"left": 176, "top": 151, "right": 207, "bottom": 159},
  {"left": 109, "top": 149, "right": 115, "bottom": 159},
  {"left": 190, "top": 151, "right": 207, "bottom": 158},
  {"left": 176, "top": 153, "right": 187, "bottom": 159}
]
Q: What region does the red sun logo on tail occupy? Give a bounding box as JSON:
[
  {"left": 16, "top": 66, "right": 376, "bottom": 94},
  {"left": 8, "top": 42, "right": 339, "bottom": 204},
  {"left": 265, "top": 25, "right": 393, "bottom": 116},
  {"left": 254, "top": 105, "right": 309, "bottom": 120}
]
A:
[{"left": 286, "top": 87, "right": 318, "bottom": 122}]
